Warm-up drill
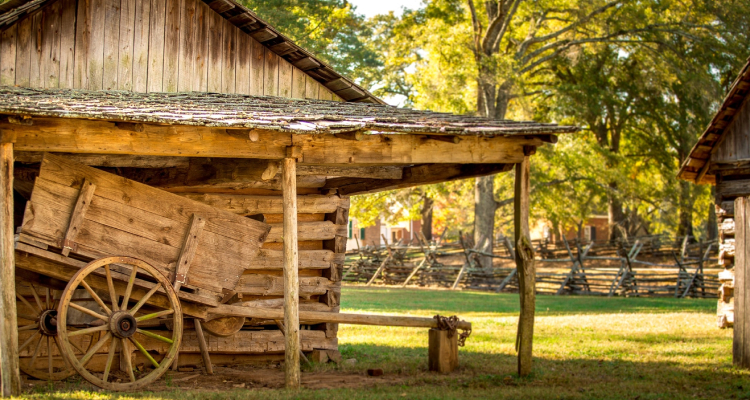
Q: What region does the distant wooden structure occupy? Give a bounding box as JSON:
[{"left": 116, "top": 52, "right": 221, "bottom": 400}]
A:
[
  {"left": 0, "top": 0, "right": 577, "bottom": 395},
  {"left": 678, "top": 58, "right": 750, "bottom": 367}
]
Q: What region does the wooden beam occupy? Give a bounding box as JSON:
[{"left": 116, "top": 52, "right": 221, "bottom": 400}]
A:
[
  {"left": 282, "top": 154, "right": 300, "bottom": 389},
  {"left": 326, "top": 163, "right": 513, "bottom": 196},
  {"left": 180, "top": 193, "right": 349, "bottom": 215},
  {"left": 1, "top": 118, "right": 542, "bottom": 165},
  {"left": 14, "top": 152, "right": 191, "bottom": 168},
  {"left": 0, "top": 142, "right": 20, "bottom": 396},
  {"left": 514, "top": 156, "right": 535, "bottom": 377},
  {"left": 297, "top": 165, "right": 403, "bottom": 179}
]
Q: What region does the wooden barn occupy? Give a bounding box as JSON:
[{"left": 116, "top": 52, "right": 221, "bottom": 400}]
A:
[
  {"left": 678, "top": 58, "right": 750, "bottom": 367},
  {"left": 0, "top": 0, "right": 577, "bottom": 394}
]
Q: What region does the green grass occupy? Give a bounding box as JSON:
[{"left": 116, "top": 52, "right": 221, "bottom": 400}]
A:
[{"left": 17, "top": 288, "right": 747, "bottom": 400}]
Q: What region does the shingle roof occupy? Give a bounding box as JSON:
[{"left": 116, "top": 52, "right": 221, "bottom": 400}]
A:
[
  {"left": 0, "top": 86, "right": 579, "bottom": 136},
  {"left": 678, "top": 58, "right": 750, "bottom": 184}
]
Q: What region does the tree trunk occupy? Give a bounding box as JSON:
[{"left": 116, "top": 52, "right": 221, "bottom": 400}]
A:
[
  {"left": 421, "top": 195, "right": 434, "bottom": 241},
  {"left": 474, "top": 175, "right": 495, "bottom": 268},
  {"left": 676, "top": 180, "right": 694, "bottom": 240},
  {"left": 607, "top": 181, "right": 625, "bottom": 241}
]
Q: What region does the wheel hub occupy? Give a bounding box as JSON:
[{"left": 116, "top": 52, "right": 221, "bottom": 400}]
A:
[
  {"left": 110, "top": 311, "right": 137, "bottom": 339},
  {"left": 39, "top": 309, "right": 58, "bottom": 336}
]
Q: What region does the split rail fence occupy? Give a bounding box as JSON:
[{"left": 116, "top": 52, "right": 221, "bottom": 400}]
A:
[{"left": 345, "top": 234, "right": 721, "bottom": 298}]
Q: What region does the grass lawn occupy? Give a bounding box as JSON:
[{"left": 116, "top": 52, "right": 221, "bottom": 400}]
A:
[{"left": 19, "top": 287, "right": 747, "bottom": 400}]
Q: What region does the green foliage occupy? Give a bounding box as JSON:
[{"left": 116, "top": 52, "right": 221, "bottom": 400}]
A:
[{"left": 239, "top": 0, "right": 380, "bottom": 80}]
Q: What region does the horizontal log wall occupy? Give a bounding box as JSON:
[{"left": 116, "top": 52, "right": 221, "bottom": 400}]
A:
[{"left": 0, "top": 0, "right": 340, "bottom": 100}]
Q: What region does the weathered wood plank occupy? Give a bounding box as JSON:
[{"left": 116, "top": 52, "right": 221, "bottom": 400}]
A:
[
  {"left": 73, "top": 0, "right": 91, "bottom": 88},
  {"left": 14, "top": 14, "right": 31, "bottom": 86},
  {"left": 514, "top": 156, "right": 534, "bottom": 377},
  {"left": 206, "top": 8, "right": 223, "bottom": 93},
  {"left": 14, "top": 152, "right": 190, "bottom": 168},
  {"left": 236, "top": 275, "right": 337, "bottom": 297},
  {"left": 735, "top": 196, "right": 747, "bottom": 367},
  {"left": 28, "top": 12, "right": 42, "bottom": 88},
  {"left": 0, "top": 24, "right": 17, "bottom": 85},
  {"left": 101, "top": 0, "right": 121, "bottom": 90},
  {"left": 173, "top": 214, "right": 206, "bottom": 292},
  {"left": 40, "top": 0, "right": 61, "bottom": 88},
  {"left": 59, "top": 0, "right": 76, "bottom": 89},
  {"left": 2, "top": 119, "right": 539, "bottom": 165},
  {"left": 0, "top": 142, "right": 20, "bottom": 396},
  {"left": 718, "top": 179, "right": 750, "bottom": 200},
  {"left": 235, "top": 28, "right": 251, "bottom": 94},
  {"left": 266, "top": 221, "right": 346, "bottom": 243},
  {"left": 117, "top": 0, "right": 136, "bottom": 91},
  {"left": 305, "top": 75, "right": 318, "bottom": 100},
  {"left": 138, "top": 329, "right": 336, "bottom": 355},
  {"left": 146, "top": 0, "right": 165, "bottom": 92},
  {"left": 263, "top": 47, "right": 279, "bottom": 96},
  {"left": 60, "top": 178, "right": 97, "bottom": 257},
  {"left": 130, "top": 0, "right": 149, "bottom": 92},
  {"left": 221, "top": 21, "right": 237, "bottom": 93},
  {"left": 249, "top": 249, "right": 343, "bottom": 270},
  {"left": 177, "top": 0, "right": 196, "bottom": 92},
  {"left": 249, "top": 37, "right": 263, "bottom": 95},
  {"left": 278, "top": 58, "right": 292, "bottom": 98},
  {"left": 291, "top": 66, "right": 306, "bottom": 99},
  {"left": 180, "top": 193, "right": 349, "bottom": 215},
  {"left": 87, "top": 0, "right": 106, "bottom": 90},
  {"left": 192, "top": 0, "right": 209, "bottom": 92},
  {"left": 297, "top": 165, "right": 403, "bottom": 179},
  {"left": 162, "top": 0, "right": 180, "bottom": 92}
]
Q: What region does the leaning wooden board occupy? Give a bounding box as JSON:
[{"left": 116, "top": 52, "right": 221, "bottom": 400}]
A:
[{"left": 19, "top": 153, "right": 271, "bottom": 298}]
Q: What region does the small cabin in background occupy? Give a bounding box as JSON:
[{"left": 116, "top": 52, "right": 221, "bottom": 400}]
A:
[{"left": 679, "top": 58, "right": 750, "bottom": 368}]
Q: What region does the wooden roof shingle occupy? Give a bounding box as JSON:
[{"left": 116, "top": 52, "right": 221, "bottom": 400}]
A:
[{"left": 0, "top": 86, "right": 578, "bottom": 136}]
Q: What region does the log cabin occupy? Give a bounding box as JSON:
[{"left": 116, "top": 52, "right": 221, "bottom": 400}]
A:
[
  {"left": 678, "top": 58, "right": 750, "bottom": 367},
  {"left": 0, "top": 0, "right": 577, "bottom": 393}
]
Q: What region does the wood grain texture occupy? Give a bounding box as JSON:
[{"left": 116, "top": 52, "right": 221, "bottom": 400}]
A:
[
  {"left": 278, "top": 58, "right": 292, "bottom": 98},
  {"left": 173, "top": 213, "right": 206, "bottom": 292},
  {"left": 249, "top": 37, "right": 263, "bottom": 95},
  {"left": 291, "top": 66, "right": 306, "bottom": 99},
  {"left": 73, "top": 0, "right": 91, "bottom": 88},
  {"left": 221, "top": 21, "right": 237, "bottom": 93},
  {"left": 102, "top": 0, "right": 121, "bottom": 90},
  {"left": 29, "top": 12, "right": 42, "bottom": 88},
  {"left": 131, "top": 0, "right": 150, "bottom": 92},
  {"left": 206, "top": 8, "right": 223, "bottom": 93},
  {"left": 146, "top": 0, "right": 165, "bottom": 92},
  {"left": 87, "top": 0, "right": 105, "bottom": 90},
  {"left": 59, "top": 0, "right": 76, "bottom": 88},
  {"left": 428, "top": 329, "right": 458, "bottom": 373},
  {"left": 15, "top": 15, "right": 31, "bottom": 86},
  {"left": 192, "top": 0, "right": 209, "bottom": 92},
  {"left": 40, "top": 0, "right": 61, "bottom": 89},
  {"left": 736, "top": 196, "right": 748, "bottom": 367},
  {"left": 0, "top": 24, "right": 17, "bottom": 85},
  {"left": 0, "top": 143, "right": 20, "bottom": 396},
  {"left": 235, "top": 29, "right": 251, "bottom": 94},
  {"left": 305, "top": 75, "right": 318, "bottom": 100},
  {"left": 177, "top": 0, "right": 196, "bottom": 92},
  {"left": 514, "top": 156, "right": 534, "bottom": 377},
  {"left": 282, "top": 157, "right": 301, "bottom": 389},
  {"left": 162, "top": 0, "right": 180, "bottom": 92},
  {"left": 264, "top": 47, "right": 278, "bottom": 96},
  {"left": 117, "top": 0, "right": 136, "bottom": 91},
  {"left": 180, "top": 193, "right": 348, "bottom": 215}
]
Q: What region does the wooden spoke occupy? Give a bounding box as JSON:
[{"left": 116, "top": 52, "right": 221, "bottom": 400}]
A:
[
  {"left": 19, "top": 331, "right": 40, "bottom": 352},
  {"left": 16, "top": 292, "right": 39, "bottom": 315},
  {"left": 121, "top": 265, "right": 139, "bottom": 310},
  {"left": 29, "top": 283, "right": 45, "bottom": 312},
  {"left": 68, "top": 324, "right": 108, "bottom": 338},
  {"left": 19, "top": 323, "right": 39, "bottom": 332},
  {"left": 28, "top": 335, "right": 43, "bottom": 371},
  {"left": 79, "top": 332, "right": 112, "bottom": 367},
  {"left": 47, "top": 336, "right": 53, "bottom": 376},
  {"left": 121, "top": 339, "right": 136, "bottom": 383},
  {"left": 130, "top": 283, "right": 162, "bottom": 315},
  {"left": 129, "top": 337, "right": 159, "bottom": 369},
  {"left": 69, "top": 302, "right": 108, "bottom": 322},
  {"left": 54, "top": 337, "right": 71, "bottom": 370},
  {"left": 46, "top": 287, "right": 51, "bottom": 310},
  {"left": 136, "top": 329, "right": 174, "bottom": 345},
  {"left": 17, "top": 313, "right": 39, "bottom": 321},
  {"left": 68, "top": 337, "right": 88, "bottom": 355},
  {"left": 102, "top": 337, "right": 118, "bottom": 382},
  {"left": 80, "top": 279, "right": 112, "bottom": 316},
  {"left": 136, "top": 309, "right": 174, "bottom": 322},
  {"left": 105, "top": 265, "right": 119, "bottom": 312}
]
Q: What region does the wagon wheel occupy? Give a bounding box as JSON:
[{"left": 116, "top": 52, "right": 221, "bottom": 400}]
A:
[
  {"left": 16, "top": 279, "right": 101, "bottom": 381},
  {"left": 56, "top": 257, "right": 183, "bottom": 391}
]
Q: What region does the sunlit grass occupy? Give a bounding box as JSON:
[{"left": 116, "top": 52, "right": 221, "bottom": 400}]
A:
[{"left": 19, "top": 287, "right": 746, "bottom": 400}]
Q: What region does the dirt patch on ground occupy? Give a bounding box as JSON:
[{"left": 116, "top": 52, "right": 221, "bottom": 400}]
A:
[{"left": 24, "top": 364, "right": 408, "bottom": 393}]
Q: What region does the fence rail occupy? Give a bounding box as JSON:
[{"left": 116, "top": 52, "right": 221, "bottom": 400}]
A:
[{"left": 345, "top": 234, "right": 721, "bottom": 298}]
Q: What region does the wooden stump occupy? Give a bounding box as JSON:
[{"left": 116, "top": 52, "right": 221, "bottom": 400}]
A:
[{"left": 428, "top": 329, "right": 457, "bottom": 373}]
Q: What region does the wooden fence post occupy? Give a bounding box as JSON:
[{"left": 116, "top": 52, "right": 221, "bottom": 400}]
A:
[
  {"left": 282, "top": 148, "right": 301, "bottom": 389},
  {"left": 735, "top": 197, "right": 749, "bottom": 368},
  {"left": 514, "top": 156, "right": 535, "bottom": 377},
  {"left": 0, "top": 142, "right": 20, "bottom": 396}
]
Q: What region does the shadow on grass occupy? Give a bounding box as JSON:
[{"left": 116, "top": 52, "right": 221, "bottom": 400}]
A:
[
  {"left": 342, "top": 287, "right": 718, "bottom": 316},
  {"left": 22, "top": 342, "right": 750, "bottom": 400}
]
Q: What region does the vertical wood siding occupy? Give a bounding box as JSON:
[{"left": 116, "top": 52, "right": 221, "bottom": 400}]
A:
[
  {"left": 0, "top": 0, "right": 340, "bottom": 101},
  {"left": 714, "top": 96, "right": 750, "bottom": 163}
]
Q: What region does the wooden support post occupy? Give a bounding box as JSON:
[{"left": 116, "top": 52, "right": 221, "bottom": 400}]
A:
[
  {"left": 735, "top": 197, "right": 748, "bottom": 367},
  {"left": 193, "top": 319, "right": 214, "bottom": 375},
  {"left": 428, "top": 328, "right": 458, "bottom": 373},
  {"left": 514, "top": 156, "right": 535, "bottom": 377},
  {"left": 0, "top": 142, "right": 20, "bottom": 397},
  {"left": 282, "top": 150, "right": 301, "bottom": 389}
]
